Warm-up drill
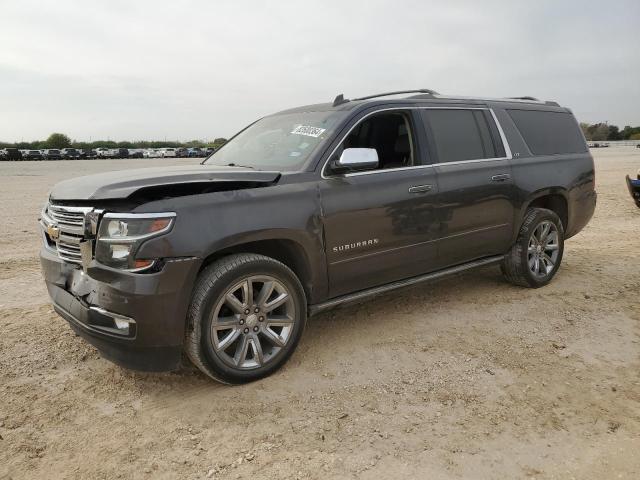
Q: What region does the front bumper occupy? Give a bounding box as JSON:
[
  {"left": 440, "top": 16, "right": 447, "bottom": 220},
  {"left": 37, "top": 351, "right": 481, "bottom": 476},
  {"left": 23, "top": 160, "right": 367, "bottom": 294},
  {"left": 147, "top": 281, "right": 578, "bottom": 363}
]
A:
[{"left": 40, "top": 247, "right": 200, "bottom": 371}]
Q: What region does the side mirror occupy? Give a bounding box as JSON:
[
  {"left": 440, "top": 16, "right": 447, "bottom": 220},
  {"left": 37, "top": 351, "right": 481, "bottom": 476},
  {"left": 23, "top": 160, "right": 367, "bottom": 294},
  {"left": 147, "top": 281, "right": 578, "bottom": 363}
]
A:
[{"left": 331, "top": 148, "right": 379, "bottom": 173}]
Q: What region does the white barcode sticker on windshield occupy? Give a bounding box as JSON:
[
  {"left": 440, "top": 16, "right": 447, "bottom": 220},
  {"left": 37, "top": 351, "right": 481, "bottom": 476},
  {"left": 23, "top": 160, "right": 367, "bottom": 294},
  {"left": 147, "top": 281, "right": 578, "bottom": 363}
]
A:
[{"left": 291, "top": 125, "right": 326, "bottom": 137}]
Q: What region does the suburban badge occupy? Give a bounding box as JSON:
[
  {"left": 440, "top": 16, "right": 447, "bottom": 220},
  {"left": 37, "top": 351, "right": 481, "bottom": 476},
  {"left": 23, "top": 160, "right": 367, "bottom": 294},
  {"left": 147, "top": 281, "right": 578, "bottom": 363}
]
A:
[{"left": 333, "top": 238, "right": 379, "bottom": 253}]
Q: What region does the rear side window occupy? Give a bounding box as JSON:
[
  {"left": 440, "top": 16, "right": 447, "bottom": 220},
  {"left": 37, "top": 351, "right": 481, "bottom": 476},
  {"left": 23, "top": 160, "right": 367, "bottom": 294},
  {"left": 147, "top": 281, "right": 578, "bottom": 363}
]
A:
[
  {"left": 422, "top": 109, "right": 501, "bottom": 163},
  {"left": 507, "top": 109, "right": 587, "bottom": 155}
]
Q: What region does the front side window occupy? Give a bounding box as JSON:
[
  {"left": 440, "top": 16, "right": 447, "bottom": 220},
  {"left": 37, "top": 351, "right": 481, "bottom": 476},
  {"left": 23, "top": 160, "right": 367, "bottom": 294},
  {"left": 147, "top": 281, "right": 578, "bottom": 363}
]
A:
[
  {"left": 205, "top": 111, "right": 348, "bottom": 171},
  {"left": 422, "top": 109, "right": 499, "bottom": 163},
  {"left": 336, "top": 111, "right": 415, "bottom": 172}
]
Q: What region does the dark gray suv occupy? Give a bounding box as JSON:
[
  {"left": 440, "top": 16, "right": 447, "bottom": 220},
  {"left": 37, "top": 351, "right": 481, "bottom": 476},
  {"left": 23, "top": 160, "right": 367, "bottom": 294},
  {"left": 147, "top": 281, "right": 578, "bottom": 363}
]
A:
[{"left": 39, "top": 89, "right": 596, "bottom": 383}]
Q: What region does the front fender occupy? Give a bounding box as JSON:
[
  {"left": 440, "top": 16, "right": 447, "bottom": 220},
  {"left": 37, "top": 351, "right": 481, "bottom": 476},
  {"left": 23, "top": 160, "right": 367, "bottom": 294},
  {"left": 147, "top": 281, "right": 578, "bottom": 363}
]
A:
[{"left": 133, "top": 181, "right": 329, "bottom": 302}]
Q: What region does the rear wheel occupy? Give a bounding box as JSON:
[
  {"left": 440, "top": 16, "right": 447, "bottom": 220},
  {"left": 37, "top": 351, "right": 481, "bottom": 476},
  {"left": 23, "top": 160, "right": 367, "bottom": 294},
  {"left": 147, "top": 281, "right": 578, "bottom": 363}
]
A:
[
  {"left": 185, "top": 253, "right": 306, "bottom": 384},
  {"left": 501, "top": 208, "right": 564, "bottom": 288}
]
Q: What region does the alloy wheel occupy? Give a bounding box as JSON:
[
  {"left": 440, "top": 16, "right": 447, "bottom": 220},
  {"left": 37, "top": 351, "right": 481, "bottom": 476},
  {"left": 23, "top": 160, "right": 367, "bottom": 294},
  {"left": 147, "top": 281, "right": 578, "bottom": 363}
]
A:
[
  {"left": 209, "top": 275, "right": 295, "bottom": 370},
  {"left": 527, "top": 220, "right": 560, "bottom": 277}
]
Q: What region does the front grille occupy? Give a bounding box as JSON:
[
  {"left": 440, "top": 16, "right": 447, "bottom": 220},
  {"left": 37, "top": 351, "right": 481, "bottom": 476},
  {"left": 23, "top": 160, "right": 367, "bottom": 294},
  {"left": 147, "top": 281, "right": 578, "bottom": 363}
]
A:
[
  {"left": 47, "top": 205, "right": 89, "bottom": 230},
  {"left": 57, "top": 235, "right": 83, "bottom": 264},
  {"left": 43, "top": 204, "right": 94, "bottom": 265}
]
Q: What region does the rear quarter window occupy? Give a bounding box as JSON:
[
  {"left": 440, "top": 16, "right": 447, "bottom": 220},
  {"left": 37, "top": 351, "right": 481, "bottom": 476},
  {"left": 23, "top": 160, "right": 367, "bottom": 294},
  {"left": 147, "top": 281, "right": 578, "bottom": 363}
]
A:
[{"left": 507, "top": 109, "right": 587, "bottom": 155}]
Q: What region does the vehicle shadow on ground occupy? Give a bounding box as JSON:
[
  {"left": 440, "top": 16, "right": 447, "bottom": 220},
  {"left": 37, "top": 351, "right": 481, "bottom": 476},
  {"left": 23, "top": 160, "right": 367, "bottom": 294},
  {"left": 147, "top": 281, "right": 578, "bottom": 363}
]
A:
[{"left": 110, "top": 266, "right": 510, "bottom": 394}]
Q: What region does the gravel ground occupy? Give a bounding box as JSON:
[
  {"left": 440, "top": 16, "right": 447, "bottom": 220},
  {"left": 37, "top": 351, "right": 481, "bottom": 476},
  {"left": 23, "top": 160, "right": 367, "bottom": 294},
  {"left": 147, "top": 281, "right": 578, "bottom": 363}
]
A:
[{"left": 1, "top": 150, "right": 639, "bottom": 480}]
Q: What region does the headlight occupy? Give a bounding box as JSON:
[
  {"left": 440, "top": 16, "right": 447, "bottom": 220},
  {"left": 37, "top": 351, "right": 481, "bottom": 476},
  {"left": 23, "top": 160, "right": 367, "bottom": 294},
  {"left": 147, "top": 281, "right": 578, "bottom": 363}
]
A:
[{"left": 95, "top": 213, "right": 176, "bottom": 270}]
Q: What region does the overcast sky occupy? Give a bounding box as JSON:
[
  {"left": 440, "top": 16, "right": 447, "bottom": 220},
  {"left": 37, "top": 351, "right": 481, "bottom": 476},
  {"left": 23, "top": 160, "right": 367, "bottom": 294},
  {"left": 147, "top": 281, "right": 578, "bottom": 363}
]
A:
[{"left": 1, "top": 0, "right": 639, "bottom": 142}]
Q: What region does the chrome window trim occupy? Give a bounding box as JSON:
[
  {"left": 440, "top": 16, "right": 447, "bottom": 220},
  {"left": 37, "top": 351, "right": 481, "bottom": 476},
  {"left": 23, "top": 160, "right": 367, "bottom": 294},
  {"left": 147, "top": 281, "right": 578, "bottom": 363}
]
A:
[
  {"left": 489, "top": 108, "right": 513, "bottom": 159},
  {"left": 431, "top": 157, "right": 509, "bottom": 167},
  {"left": 342, "top": 164, "right": 433, "bottom": 177},
  {"left": 321, "top": 106, "right": 513, "bottom": 179}
]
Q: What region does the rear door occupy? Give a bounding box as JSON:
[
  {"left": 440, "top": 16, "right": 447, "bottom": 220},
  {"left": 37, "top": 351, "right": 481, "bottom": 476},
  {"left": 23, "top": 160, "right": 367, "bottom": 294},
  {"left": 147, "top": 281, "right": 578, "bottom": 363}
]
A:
[{"left": 420, "top": 108, "right": 515, "bottom": 268}]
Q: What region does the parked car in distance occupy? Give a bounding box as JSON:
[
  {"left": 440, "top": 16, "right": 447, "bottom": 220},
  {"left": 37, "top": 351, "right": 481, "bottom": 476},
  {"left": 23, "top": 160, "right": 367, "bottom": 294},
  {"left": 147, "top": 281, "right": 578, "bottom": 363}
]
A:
[
  {"left": 95, "top": 148, "right": 111, "bottom": 158},
  {"left": 626, "top": 170, "right": 640, "bottom": 207},
  {"left": 143, "top": 149, "right": 157, "bottom": 158},
  {"left": 204, "top": 147, "right": 216, "bottom": 156},
  {"left": 115, "top": 148, "right": 129, "bottom": 159},
  {"left": 175, "top": 147, "right": 188, "bottom": 158},
  {"left": 1, "top": 148, "right": 23, "bottom": 161},
  {"left": 159, "top": 148, "right": 177, "bottom": 158},
  {"left": 61, "top": 148, "right": 81, "bottom": 160},
  {"left": 24, "top": 149, "right": 44, "bottom": 160},
  {"left": 128, "top": 149, "right": 144, "bottom": 159},
  {"left": 187, "top": 147, "right": 205, "bottom": 158},
  {"left": 38, "top": 89, "right": 596, "bottom": 384},
  {"left": 43, "top": 149, "right": 63, "bottom": 160}
]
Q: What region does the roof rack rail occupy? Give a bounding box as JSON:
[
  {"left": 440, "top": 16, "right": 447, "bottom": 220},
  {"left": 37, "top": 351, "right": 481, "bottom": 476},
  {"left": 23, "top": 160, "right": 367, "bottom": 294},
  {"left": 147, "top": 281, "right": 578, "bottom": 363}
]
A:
[
  {"left": 507, "top": 96, "right": 539, "bottom": 101},
  {"left": 352, "top": 89, "right": 439, "bottom": 102},
  {"left": 332, "top": 91, "right": 558, "bottom": 107}
]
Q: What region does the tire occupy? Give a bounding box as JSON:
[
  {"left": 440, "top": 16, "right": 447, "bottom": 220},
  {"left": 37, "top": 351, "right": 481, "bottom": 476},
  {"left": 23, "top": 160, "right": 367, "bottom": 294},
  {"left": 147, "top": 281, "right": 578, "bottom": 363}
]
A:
[
  {"left": 501, "top": 208, "right": 565, "bottom": 288},
  {"left": 185, "top": 253, "right": 307, "bottom": 384}
]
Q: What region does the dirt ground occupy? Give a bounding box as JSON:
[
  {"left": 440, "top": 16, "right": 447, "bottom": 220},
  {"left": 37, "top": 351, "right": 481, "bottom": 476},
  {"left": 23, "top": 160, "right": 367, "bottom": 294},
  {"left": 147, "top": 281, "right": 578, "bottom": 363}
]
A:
[{"left": 1, "top": 150, "right": 639, "bottom": 480}]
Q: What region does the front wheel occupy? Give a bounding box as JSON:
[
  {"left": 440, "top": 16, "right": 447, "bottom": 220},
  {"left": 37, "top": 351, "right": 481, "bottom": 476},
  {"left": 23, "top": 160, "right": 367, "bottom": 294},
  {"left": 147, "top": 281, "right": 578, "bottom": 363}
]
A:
[
  {"left": 185, "top": 253, "right": 306, "bottom": 384},
  {"left": 501, "top": 208, "right": 565, "bottom": 288}
]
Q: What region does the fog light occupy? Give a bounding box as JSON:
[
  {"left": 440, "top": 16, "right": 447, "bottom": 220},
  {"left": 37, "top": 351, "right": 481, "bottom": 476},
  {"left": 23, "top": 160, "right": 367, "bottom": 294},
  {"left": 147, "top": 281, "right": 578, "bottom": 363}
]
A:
[
  {"left": 114, "top": 318, "right": 131, "bottom": 332},
  {"left": 89, "top": 306, "right": 136, "bottom": 337}
]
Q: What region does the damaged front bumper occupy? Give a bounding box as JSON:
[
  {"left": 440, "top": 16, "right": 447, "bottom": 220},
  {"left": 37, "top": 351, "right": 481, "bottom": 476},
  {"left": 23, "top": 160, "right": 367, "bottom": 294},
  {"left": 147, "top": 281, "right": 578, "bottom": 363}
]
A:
[{"left": 40, "top": 246, "right": 200, "bottom": 371}]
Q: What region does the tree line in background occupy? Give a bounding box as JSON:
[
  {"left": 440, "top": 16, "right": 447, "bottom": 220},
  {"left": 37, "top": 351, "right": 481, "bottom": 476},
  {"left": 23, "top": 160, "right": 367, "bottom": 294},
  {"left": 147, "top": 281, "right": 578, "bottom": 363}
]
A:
[
  {"left": 580, "top": 123, "right": 640, "bottom": 141},
  {"left": 0, "top": 133, "right": 228, "bottom": 150},
  {"left": 3, "top": 125, "right": 640, "bottom": 150}
]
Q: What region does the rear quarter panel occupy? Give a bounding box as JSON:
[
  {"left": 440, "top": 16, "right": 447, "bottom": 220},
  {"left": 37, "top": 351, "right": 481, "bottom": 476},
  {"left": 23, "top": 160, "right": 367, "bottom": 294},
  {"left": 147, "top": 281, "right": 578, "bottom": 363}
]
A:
[{"left": 493, "top": 107, "right": 596, "bottom": 240}]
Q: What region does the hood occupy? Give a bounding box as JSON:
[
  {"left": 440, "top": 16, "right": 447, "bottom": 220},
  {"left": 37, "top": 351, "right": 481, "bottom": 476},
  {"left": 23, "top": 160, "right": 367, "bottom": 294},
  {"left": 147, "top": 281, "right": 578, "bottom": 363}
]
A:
[{"left": 49, "top": 165, "right": 281, "bottom": 201}]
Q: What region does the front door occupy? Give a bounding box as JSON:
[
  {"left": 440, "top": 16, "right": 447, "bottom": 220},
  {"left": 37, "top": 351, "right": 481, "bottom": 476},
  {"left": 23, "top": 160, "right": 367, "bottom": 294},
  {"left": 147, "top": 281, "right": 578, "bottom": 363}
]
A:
[{"left": 320, "top": 110, "right": 439, "bottom": 297}]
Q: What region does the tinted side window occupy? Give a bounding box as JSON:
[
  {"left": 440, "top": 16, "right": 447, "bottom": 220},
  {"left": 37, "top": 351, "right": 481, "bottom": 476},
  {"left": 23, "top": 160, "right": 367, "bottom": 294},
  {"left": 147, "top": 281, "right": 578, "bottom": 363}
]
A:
[
  {"left": 507, "top": 109, "right": 587, "bottom": 155},
  {"left": 422, "top": 109, "right": 498, "bottom": 163}
]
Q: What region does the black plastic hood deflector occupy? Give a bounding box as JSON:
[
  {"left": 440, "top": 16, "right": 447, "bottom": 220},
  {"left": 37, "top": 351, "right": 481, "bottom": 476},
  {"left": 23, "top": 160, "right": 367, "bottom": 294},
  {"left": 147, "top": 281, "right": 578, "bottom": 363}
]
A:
[{"left": 49, "top": 165, "right": 281, "bottom": 201}]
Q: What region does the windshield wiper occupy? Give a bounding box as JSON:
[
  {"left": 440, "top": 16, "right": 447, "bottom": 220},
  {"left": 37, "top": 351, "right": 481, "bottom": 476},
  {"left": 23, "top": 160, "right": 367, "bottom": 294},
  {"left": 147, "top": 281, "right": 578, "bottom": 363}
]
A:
[{"left": 226, "top": 163, "right": 258, "bottom": 170}]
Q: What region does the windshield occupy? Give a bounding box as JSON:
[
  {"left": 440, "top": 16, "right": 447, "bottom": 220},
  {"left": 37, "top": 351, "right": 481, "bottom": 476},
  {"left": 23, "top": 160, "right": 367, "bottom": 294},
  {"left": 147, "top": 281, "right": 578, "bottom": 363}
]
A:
[{"left": 204, "top": 110, "right": 347, "bottom": 171}]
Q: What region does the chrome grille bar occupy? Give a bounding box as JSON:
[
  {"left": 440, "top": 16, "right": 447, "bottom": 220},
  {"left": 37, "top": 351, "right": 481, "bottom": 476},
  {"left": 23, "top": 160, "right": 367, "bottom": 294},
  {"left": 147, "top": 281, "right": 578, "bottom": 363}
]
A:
[
  {"left": 47, "top": 205, "right": 92, "bottom": 230},
  {"left": 42, "top": 203, "right": 94, "bottom": 265}
]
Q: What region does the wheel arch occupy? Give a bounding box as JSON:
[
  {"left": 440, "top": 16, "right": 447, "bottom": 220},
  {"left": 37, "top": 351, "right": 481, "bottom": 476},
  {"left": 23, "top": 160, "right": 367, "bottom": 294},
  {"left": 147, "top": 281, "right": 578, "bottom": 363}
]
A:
[
  {"left": 521, "top": 188, "right": 569, "bottom": 231},
  {"left": 197, "top": 234, "right": 320, "bottom": 304}
]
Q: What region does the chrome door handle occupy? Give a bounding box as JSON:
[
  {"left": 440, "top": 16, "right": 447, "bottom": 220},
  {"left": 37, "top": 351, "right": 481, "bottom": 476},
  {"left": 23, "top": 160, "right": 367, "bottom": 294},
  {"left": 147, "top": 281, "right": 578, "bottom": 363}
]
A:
[
  {"left": 408, "top": 184, "right": 433, "bottom": 194},
  {"left": 491, "top": 174, "right": 511, "bottom": 182}
]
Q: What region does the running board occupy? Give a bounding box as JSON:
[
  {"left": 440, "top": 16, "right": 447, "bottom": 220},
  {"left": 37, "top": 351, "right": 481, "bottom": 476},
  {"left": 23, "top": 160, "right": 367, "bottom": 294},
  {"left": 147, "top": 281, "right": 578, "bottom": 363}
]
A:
[{"left": 309, "top": 255, "right": 504, "bottom": 316}]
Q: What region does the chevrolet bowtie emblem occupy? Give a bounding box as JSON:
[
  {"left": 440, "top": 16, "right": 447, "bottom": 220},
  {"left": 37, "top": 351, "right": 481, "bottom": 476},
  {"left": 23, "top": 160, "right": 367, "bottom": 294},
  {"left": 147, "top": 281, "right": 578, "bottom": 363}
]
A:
[{"left": 47, "top": 224, "right": 60, "bottom": 240}]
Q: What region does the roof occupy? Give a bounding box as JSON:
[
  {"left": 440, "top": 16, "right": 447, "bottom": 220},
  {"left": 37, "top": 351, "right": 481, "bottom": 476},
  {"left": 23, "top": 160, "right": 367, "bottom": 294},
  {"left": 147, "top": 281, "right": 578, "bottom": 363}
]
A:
[{"left": 274, "top": 89, "right": 563, "bottom": 116}]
